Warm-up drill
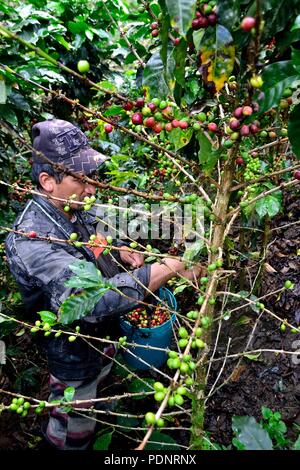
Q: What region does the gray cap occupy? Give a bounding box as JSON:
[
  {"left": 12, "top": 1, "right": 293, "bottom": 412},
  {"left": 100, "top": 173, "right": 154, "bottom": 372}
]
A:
[{"left": 32, "top": 119, "right": 108, "bottom": 174}]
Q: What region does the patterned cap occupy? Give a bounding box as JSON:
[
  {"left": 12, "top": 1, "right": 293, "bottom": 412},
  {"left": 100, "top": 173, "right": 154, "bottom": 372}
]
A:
[{"left": 31, "top": 119, "right": 108, "bottom": 174}]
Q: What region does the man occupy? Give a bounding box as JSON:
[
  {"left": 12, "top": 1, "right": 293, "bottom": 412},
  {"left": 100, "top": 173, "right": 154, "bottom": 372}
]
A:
[{"left": 5, "top": 119, "right": 201, "bottom": 450}]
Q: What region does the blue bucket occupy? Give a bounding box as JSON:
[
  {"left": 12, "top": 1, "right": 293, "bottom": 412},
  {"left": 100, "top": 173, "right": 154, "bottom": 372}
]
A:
[{"left": 120, "top": 287, "right": 177, "bottom": 370}]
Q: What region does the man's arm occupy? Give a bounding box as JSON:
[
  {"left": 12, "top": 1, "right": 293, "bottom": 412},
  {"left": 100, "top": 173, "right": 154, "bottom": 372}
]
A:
[
  {"left": 87, "top": 258, "right": 201, "bottom": 322},
  {"left": 147, "top": 258, "right": 201, "bottom": 293}
]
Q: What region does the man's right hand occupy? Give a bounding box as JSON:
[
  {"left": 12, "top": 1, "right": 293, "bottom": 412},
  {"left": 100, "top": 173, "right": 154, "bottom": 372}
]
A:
[{"left": 147, "top": 257, "right": 203, "bottom": 293}]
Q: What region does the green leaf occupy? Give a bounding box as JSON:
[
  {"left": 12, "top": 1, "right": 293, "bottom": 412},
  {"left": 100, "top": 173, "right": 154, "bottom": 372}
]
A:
[
  {"left": 183, "top": 239, "right": 203, "bottom": 262},
  {"left": 244, "top": 353, "right": 261, "bottom": 361},
  {"left": 67, "top": 20, "right": 88, "bottom": 34},
  {"left": 173, "top": 282, "right": 189, "bottom": 295},
  {"left": 172, "top": 39, "right": 187, "bottom": 87},
  {"left": 165, "top": 0, "right": 196, "bottom": 37},
  {"left": 217, "top": 0, "right": 240, "bottom": 30},
  {"left": 127, "top": 378, "right": 155, "bottom": 399},
  {"left": 232, "top": 416, "right": 273, "bottom": 450},
  {"left": 261, "top": 406, "right": 273, "bottom": 420},
  {"left": 197, "top": 132, "right": 218, "bottom": 174},
  {"left": 145, "top": 431, "right": 181, "bottom": 450},
  {"left": 291, "top": 47, "right": 300, "bottom": 73},
  {"left": 85, "top": 29, "right": 94, "bottom": 41},
  {"left": 168, "top": 127, "right": 193, "bottom": 151},
  {"left": 103, "top": 105, "right": 123, "bottom": 117},
  {"left": 59, "top": 288, "right": 110, "bottom": 325},
  {"left": 159, "top": 0, "right": 170, "bottom": 68},
  {"left": 63, "top": 386, "right": 75, "bottom": 402},
  {"left": 37, "top": 311, "right": 57, "bottom": 326},
  {"left": 0, "top": 105, "right": 18, "bottom": 125},
  {"left": 54, "top": 34, "right": 72, "bottom": 50},
  {"left": 260, "top": 0, "right": 300, "bottom": 40},
  {"left": 192, "top": 29, "right": 205, "bottom": 51},
  {"left": 0, "top": 81, "right": 6, "bottom": 104},
  {"left": 291, "top": 14, "right": 300, "bottom": 31},
  {"left": 65, "top": 261, "right": 105, "bottom": 289},
  {"left": 200, "top": 25, "right": 235, "bottom": 91},
  {"left": 258, "top": 61, "right": 299, "bottom": 113},
  {"left": 8, "top": 91, "right": 30, "bottom": 112},
  {"left": 93, "top": 431, "right": 113, "bottom": 450},
  {"left": 255, "top": 194, "right": 282, "bottom": 219},
  {"left": 293, "top": 435, "right": 300, "bottom": 450},
  {"left": 143, "top": 52, "right": 169, "bottom": 99},
  {"left": 288, "top": 103, "right": 300, "bottom": 158},
  {"left": 262, "top": 61, "right": 297, "bottom": 89}
]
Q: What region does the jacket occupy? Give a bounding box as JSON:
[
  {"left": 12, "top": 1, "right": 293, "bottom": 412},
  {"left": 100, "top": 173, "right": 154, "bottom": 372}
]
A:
[{"left": 5, "top": 195, "right": 151, "bottom": 380}]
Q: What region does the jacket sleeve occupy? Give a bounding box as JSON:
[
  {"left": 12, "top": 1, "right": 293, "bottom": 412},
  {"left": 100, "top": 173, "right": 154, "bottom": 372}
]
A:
[
  {"left": 83, "top": 264, "right": 151, "bottom": 324},
  {"left": 8, "top": 235, "right": 151, "bottom": 319}
]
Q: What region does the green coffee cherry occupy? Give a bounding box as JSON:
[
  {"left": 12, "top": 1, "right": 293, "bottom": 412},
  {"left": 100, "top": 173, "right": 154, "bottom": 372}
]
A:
[
  {"left": 178, "top": 338, "right": 188, "bottom": 348},
  {"left": 156, "top": 417, "right": 165, "bottom": 428},
  {"left": 208, "top": 263, "right": 217, "bottom": 272},
  {"left": 180, "top": 362, "right": 189, "bottom": 374},
  {"left": 195, "top": 327, "right": 203, "bottom": 337},
  {"left": 153, "top": 382, "right": 164, "bottom": 392},
  {"left": 74, "top": 241, "right": 83, "bottom": 248},
  {"left": 168, "top": 351, "right": 178, "bottom": 359},
  {"left": 196, "top": 339, "right": 206, "bottom": 349},
  {"left": 70, "top": 233, "right": 78, "bottom": 241},
  {"left": 145, "top": 412, "right": 156, "bottom": 425},
  {"left": 178, "top": 327, "right": 188, "bottom": 339},
  {"left": 174, "top": 394, "right": 184, "bottom": 406},
  {"left": 284, "top": 280, "right": 294, "bottom": 289},
  {"left": 130, "top": 241, "right": 138, "bottom": 249},
  {"left": 176, "top": 386, "right": 187, "bottom": 395},
  {"left": 154, "top": 391, "right": 165, "bottom": 402},
  {"left": 68, "top": 335, "right": 77, "bottom": 342},
  {"left": 168, "top": 396, "right": 175, "bottom": 407}
]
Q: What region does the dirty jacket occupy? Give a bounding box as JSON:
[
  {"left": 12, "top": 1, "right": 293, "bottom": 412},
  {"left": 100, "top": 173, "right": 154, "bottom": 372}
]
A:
[{"left": 5, "top": 195, "right": 150, "bottom": 380}]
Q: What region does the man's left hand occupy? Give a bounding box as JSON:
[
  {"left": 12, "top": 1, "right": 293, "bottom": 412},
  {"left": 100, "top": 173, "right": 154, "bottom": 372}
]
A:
[{"left": 119, "top": 246, "right": 144, "bottom": 268}]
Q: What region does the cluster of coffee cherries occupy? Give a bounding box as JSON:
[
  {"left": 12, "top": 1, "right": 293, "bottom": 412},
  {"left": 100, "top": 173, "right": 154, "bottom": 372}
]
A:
[
  {"left": 30, "top": 319, "right": 80, "bottom": 343},
  {"left": 126, "top": 305, "right": 169, "bottom": 328},
  {"left": 63, "top": 193, "right": 97, "bottom": 213},
  {"left": 11, "top": 179, "right": 33, "bottom": 203},
  {"left": 151, "top": 379, "right": 191, "bottom": 409},
  {"left": 9, "top": 397, "right": 32, "bottom": 418},
  {"left": 224, "top": 104, "right": 261, "bottom": 149},
  {"left": 235, "top": 151, "right": 261, "bottom": 181},
  {"left": 9, "top": 397, "right": 47, "bottom": 417},
  {"left": 167, "top": 351, "right": 196, "bottom": 384},
  {"left": 150, "top": 21, "right": 159, "bottom": 38},
  {"left": 116, "top": 96, "right": 192, "bottom": 136},
  {"left": 192, "top": 1, "right": 218, "bottom": 29},
  {"left": 151, "top": 152, "right": 178, "bottom": 181}
]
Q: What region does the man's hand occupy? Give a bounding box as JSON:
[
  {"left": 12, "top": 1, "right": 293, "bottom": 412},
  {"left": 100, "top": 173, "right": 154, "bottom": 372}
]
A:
[{"left": 119, "top": 246, "right": 145, "bottom": 268}]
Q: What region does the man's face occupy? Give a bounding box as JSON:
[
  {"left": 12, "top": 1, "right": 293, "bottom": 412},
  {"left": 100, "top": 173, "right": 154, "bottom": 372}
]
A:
[{"left": 51, "top": 174, "right": 97, "bottom": 211}]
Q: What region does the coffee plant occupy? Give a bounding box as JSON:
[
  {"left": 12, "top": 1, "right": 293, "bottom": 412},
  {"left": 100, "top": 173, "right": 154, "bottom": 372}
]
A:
[{"left": 0, "top": 0, "right": 300, "bottom": 451}]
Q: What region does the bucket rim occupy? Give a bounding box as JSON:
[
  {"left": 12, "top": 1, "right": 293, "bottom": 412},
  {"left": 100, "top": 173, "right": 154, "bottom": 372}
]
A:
[{"left": 120, "top": 312, "right": 176, "bottom": 333}]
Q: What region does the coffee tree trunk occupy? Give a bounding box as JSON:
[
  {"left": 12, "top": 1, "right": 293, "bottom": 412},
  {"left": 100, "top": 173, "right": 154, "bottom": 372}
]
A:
[{"left": 190, "top": 151, "right": 237, "bottom": 449}]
